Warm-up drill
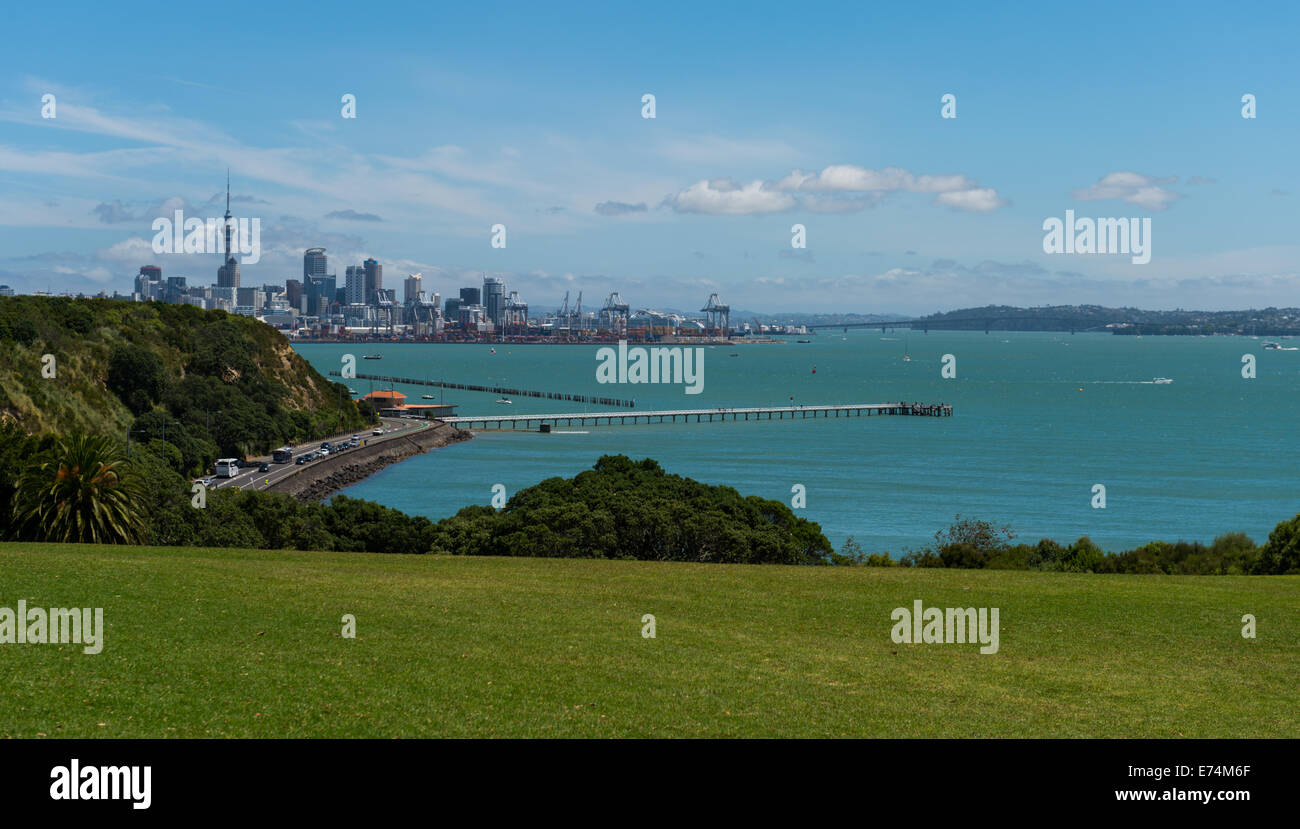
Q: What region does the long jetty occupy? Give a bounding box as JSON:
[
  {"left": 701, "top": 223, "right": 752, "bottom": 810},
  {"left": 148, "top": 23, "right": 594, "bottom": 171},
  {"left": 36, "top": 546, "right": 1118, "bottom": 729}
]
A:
[
  {"left": 442, "top": 402, "right": 953, "bottom": 430},
  {"left": 329, "top": 371, "right": 637, "bottom": 408}
]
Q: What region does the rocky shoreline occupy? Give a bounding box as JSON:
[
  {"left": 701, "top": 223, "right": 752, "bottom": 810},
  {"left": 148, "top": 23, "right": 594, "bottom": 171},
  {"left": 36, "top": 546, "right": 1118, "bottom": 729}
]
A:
[{"left": 271, "top": 421, "right": 473, "bottom": 501}]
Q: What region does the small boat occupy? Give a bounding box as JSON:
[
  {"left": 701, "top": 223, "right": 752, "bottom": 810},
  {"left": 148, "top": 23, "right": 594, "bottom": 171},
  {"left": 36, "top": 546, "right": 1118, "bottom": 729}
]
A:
[
  {"left": 1152, "top": 377, "right": 1173, "bottom": 384},
  {"left": 1263, "top": 342, "right": 1281, "bottom": 350},
  {"left": 421, "top": 394, "right": 436, "bottom": 400},
  {"left": 903, "top": 355, "right": 911, "bottom": 362},
  {"left": 362, "top": 354, "right": 382, "bottom": 360},
  {"left": 496, "top": 397, "right": 512, "bottom": 404},
  {"left": 796, "top": 339, "right": 811, "bottom": 343},
  {"left": 489, "top": 348, "right": 496, "bottom": 354},
  {"left": 348, "top": 388, "right": 358, "bottom": 395}
]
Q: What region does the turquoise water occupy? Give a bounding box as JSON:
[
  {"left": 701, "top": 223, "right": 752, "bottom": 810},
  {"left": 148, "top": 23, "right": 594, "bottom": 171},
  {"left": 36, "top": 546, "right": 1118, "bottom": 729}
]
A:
[{"left": 295, "top": 332, "right": 1300, "bottom": 554}]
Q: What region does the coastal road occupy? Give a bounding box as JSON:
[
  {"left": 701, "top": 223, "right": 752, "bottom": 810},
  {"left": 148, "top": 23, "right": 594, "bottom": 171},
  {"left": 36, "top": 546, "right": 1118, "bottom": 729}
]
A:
[{"left": 206, "top": 417, "right": 432, "bottom": 493}]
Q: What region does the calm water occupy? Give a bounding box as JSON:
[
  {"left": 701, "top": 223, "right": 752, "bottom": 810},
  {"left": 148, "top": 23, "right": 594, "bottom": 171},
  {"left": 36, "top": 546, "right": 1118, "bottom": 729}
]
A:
[{"left": 295, "top": 332, "right": 1300, "bottom": 555}]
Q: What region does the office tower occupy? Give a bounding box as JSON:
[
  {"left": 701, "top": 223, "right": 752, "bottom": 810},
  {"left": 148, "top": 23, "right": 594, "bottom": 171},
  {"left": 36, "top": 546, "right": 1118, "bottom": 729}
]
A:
[
  {"left": 444, "top": 298, "right": 462, "bottom": 318},
  {"left": 304, "top": 247, "right": 327, "bottom": 280},
  {"left": 345, "top": 265, "right": 366, "bottom": 306},
  {"left": 459, "top": 287, "right": 480, "bottom": 306},
  {"left": 482, "top": 276, "right": 504, "bottom": 327},
  {"left": 164, "top": 276, "right": 187, "bottom": 304},
  {"left": 135, "top": 265, "right": 162, "bottom": 300},
  {"left": 305, "top": 274, "right": 336, "bottom": 316},
  {"left": 363, "top": 258, "right": 382, "bottom": 304},
  {"left": 404, "top": 274, "right": 422, "bottom": 304},
  {"left": 216, "top": 172, "right": 241, "bottom": 290},
  {"left": 285, "top": 279, "right": 303, "bottom": 308},
  {"left": 236, "top": 286, "right": 262, "bottom": 308}
]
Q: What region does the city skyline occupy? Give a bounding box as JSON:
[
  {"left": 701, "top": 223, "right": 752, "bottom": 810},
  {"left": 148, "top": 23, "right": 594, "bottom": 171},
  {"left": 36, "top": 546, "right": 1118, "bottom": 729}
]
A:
[{"left": 1, "top": 1, "right": 1298, "bottom": 313}]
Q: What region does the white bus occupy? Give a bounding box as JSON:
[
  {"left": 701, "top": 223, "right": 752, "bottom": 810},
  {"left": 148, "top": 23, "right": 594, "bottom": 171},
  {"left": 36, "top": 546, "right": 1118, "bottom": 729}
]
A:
[{"left": 215, "top": 458, "right": 240, "bottom": 478}]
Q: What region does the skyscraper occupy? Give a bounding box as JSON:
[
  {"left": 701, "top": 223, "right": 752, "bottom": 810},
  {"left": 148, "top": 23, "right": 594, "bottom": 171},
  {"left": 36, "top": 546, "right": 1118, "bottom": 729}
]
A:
[
  {"left": 403, "top": 274, "right": 423, "bottom": 304},
  {"left": 135, "top": 265, "right": 162, "bottom": 301},
  {"left": 459, "top": 287, "right": 480, "bottom": 306},
  {"left": 216, "top": 171, "right": 241, "bottom": 289},
  {"left": 304, "top": 247, "right": 327, "bottom": 280},
  {"left": 345, "top": 265, "right": 366, "bottom": 306},
  {"left": 363, "top": 258, "right": 382, "bottom": 304},
  {"left": 482, "top": 276, "right": 504, "bottom": 327}
]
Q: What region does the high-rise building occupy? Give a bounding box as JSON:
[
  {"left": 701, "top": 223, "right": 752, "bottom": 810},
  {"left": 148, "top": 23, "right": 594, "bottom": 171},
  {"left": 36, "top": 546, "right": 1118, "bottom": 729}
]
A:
[
  {"left": 305, "top": 275, "right": 336, "bottom": 316},
  {"left": 135, "top": 265, "right": 162, "bottom": 301},
  {"left": 459, "top": 287, "right": 480, "bottom": 306},
  {"left": 216, "top": 172, "right": 241, "bottom": 290},
  {"left": 363, "top": 258, "right": 382, "bottom": 304},
  {"left": 304, "top": 247, "right": 327, "bottom": 280},
  {"left": 482, "top": 276, "right": 504, "bottom": 327},
  {"left": 345, "top": 265, "right": 366, "bottom": 306},
  {"left": 285, "top": 279, "right": 304, "bottom": 308},
  {"left": 164, "top": 276, "right": 188, "bottom": 304},
  {"left": 444, "top": 297, "right": 462, "bottom": 318},
  {"left": 404, "top": 274, "right": 423, "bottom": 304}
]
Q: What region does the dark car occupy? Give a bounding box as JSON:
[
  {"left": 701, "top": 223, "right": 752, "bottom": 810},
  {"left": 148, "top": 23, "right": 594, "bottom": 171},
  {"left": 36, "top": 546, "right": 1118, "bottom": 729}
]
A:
[
  {"left": 320, "top": 441, "right": 332, "bottom": 450},
  {"left": 258, "top": 462, "right": 270, "bottom": 472},
  {"left": 295, "top": 456, "right": 308, "bottom": 466}
]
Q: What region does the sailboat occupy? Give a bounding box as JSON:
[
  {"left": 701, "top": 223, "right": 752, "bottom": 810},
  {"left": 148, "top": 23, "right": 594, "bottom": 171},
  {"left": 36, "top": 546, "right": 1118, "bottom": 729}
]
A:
[{"left": 903, "top": 334, "right": 911, "bottom": 362}]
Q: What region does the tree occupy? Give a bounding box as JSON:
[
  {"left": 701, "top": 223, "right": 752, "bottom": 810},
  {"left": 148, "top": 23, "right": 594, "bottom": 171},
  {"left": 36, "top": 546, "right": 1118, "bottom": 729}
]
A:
[
  {"left": 12, "top": 434, "right": 145, "bottom": 544},
  {"left": 1258, "top": 514, "right": 1300, "bottom": 574},
  {"left": 107, "top": 344, "right": 167, "bottom": 415}
]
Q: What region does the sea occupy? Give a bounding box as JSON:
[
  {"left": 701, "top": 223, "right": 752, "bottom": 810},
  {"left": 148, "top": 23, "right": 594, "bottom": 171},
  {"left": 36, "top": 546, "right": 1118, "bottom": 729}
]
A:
[{"left": 294, "top": 331, "right": 1300, "bottom": 555}]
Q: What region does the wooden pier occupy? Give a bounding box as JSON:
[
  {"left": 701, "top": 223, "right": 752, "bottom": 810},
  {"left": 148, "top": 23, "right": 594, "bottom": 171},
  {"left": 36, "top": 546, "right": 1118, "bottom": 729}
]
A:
[{"left": 441, "top": 402, "right": 953, "bottom": 430}]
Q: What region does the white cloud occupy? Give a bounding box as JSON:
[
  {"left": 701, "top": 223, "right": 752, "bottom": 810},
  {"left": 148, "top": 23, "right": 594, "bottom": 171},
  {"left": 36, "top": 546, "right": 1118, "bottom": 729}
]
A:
[
  {"left": 1072, "top": 171, "right": 1181, "bottom": 211},
  {"left": 661, "top": 164, "right": 1004, "bottom": 215},
  {"left": 934, "top": 188, "right": 1005, "bottom": 213},
  {"left": 662, "top": 179, "right": 796, "bottom": 215}
]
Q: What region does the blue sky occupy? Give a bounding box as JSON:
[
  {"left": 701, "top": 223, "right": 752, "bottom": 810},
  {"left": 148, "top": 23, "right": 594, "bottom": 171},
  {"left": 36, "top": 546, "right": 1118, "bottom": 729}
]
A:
[{"left": 1, "top": 0, "right": 1297, "bottom": 313}]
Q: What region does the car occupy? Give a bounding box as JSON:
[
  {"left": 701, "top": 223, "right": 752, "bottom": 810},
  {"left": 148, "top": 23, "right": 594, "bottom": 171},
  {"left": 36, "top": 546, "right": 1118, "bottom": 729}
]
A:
[
  {"left": 318, "top": 448, "right": 329, "bottom": 456},
  {"left": 320, "top": 441, "right": 332, "bottom": 450},
  {"left": 295, "top": 456, "right": 308, "bottom": 466},
  {"left": 351, "top": 435, "right": 361, "bottom": 441},
  {"left": 372, "top": 427, "right": 384, "bottom": 435},
  {"left": 258, "top": 462, "right": 271, "bottom": 472}
]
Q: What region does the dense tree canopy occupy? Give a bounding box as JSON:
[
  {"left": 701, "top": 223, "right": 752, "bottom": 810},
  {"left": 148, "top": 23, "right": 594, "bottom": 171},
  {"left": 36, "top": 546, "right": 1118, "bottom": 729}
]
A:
[{"left": 429, "top": 455, "right": 835, "bottom": 564}]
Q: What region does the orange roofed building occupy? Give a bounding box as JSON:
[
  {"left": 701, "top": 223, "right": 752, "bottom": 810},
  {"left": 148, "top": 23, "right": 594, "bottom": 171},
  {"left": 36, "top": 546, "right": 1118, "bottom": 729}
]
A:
[{"left": 358, "top": 390, "right": 456, "bottom": 419}]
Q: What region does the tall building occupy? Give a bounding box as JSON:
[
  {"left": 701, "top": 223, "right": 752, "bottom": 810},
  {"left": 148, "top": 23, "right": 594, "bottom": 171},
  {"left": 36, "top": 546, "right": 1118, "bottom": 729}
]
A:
[
  {"left": 403, "top": 273, "right": 423, "bottom": 304},
  {"left": 459, "top": 286, "right": 480, "bottom": 306},
  {"left": 482, "top": 276, "right": 504, "bottom": 327},
  {"left": 345, "top": 265, "right": 366, "bottom": 306},
  {"left": 135, "top": 265, "right": 162, "bottom": 301},
  {"left": 216, "top": 172, "right": 241, "bottom": 290},
  {"left": 305, "top": 275, "right": 336, "bottom": 316},
  {"left": 363, "top": 258, "right": 382, "bottom": 304},
  {"left": 304, "top": 247, "right": 327, "bottom": 280},
  {"left": 165, "top": 276, "right": 188, "bottom": 304},
  {"left": 285, "top": 279, "right": 304, "bottom": 309},
  {"left": 444, "top": 297, "right": 462, "bottom": 318}
]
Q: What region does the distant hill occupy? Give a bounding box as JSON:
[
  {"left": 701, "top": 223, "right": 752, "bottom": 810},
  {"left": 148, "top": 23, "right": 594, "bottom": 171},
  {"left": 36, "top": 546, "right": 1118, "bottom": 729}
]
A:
[
  {"left": 913, "top": 304, "right": 1300, "bottom": 334},
  {"left": 0, "top": 297, "right": 365, "bottom": 465}
]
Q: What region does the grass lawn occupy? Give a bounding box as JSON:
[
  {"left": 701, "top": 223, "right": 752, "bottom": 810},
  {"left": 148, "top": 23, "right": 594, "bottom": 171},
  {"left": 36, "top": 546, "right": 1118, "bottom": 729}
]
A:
[{"left": 1, "top": 542, "right": 1295, "bottom": 738}]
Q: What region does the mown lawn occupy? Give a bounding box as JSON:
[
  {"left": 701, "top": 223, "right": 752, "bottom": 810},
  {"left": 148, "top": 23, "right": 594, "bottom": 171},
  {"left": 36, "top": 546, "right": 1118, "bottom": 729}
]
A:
[{"left": 0, "top": 542, "right": 1294, "bottom": 737}]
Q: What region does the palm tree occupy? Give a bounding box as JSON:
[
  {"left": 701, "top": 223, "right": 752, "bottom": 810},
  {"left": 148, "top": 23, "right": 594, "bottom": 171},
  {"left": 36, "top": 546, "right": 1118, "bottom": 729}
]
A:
[{"left": 12, "top": 434, "right": 145, "bottom": 544}]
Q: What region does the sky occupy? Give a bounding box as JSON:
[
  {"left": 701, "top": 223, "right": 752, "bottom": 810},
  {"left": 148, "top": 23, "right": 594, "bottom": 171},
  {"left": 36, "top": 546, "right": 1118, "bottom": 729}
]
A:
[{"left": 1, "top": 0, "right": 1297, "bottom": 315}]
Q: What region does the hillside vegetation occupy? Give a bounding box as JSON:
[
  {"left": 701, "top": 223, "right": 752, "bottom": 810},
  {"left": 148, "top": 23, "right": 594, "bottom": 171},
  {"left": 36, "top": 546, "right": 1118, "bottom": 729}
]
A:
[{"left": 0, "top": 296, "right": 365, "bottom": 472}]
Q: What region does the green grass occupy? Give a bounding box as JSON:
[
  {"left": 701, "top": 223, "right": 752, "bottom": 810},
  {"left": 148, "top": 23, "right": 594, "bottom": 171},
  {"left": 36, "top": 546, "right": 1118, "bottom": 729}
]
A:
[{"left": 1, "top": 542, "right": 1295, "bottom": 738}]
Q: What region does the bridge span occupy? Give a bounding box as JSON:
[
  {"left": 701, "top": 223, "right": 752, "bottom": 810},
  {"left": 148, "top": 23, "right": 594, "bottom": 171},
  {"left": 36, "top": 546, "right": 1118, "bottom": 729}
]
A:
[{"left": 440, "top": 402, "right": 953, "bottom": 430}]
